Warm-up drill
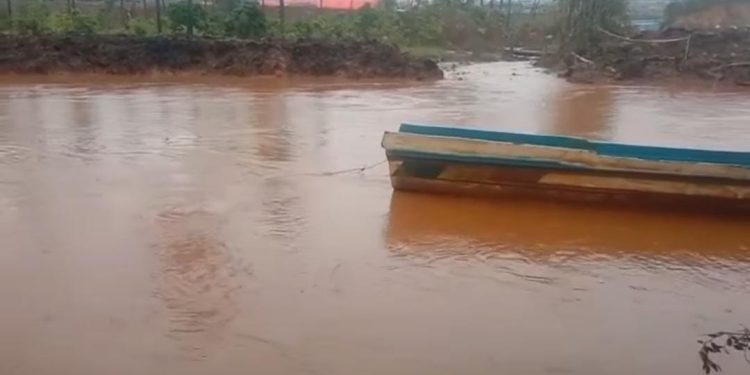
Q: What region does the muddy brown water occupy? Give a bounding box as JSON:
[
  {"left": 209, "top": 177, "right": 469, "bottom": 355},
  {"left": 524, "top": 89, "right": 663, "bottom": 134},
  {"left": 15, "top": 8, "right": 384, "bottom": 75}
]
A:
[{"left": 1, "top": 62, "right": 750, "bottom": 375}]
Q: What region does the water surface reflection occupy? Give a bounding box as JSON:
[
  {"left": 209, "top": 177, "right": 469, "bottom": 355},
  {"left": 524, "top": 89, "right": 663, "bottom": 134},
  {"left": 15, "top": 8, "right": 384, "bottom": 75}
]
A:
[{"left": 1, "top": 63, "right": 750, "bottom": 375}]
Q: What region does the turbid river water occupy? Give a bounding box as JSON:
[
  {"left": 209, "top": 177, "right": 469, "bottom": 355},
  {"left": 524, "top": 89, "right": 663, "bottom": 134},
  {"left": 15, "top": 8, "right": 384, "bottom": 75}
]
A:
[{"left": 1, "top": 62, "right": 750, "bottom": 375}]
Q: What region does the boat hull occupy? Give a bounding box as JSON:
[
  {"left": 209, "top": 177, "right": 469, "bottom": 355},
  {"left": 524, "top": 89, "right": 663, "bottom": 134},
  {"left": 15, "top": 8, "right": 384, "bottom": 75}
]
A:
[
  {"left": 388, "top": 158, "right": 750, "bottom": 212},
  {"left": 382, "top": 125, "right": 750, "bottom": 212}
]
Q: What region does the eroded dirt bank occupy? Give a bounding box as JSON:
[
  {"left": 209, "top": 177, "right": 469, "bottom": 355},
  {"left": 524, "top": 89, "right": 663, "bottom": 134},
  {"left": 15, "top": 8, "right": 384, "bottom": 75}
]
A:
[
  {"left": 558, "top": 28, "right": 750, "bottom": 86},
  {"left": 0, "top": 35, "right": 443, "bottom": 80}
]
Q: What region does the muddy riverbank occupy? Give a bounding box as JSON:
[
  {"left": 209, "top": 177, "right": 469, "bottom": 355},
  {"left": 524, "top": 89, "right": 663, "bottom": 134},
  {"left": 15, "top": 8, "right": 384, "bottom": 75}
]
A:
[
  {"left": 0, "top": 35, "right": 443, "bottom": 80},
  {"left": 553, "top": 28, "right": 750, "bottom": 86}
]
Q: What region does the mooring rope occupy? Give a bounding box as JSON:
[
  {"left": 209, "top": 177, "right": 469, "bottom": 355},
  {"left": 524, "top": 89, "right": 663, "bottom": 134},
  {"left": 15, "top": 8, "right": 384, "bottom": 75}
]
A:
[
  {"left": 597, "top": 26, "right": 691, "bottom": 43},
  {"left": 309, "top": 159, "right": 388, "bottom": 177},
  {"left": 597, "top": 26, "right": 694, "bottom": 62},
  {"left": 266, "top": 159, "right": 388, "bottom": 180},
  {"left": 312, "top": 159, "right": 388, "bottom": 176}
]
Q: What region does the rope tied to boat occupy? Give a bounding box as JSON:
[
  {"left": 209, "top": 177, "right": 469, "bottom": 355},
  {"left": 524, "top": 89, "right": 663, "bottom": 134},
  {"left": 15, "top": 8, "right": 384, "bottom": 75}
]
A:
[
  {"left": 267, "top": 159, "right": 387, "bottom": 180},
  {"left": 311, "top": 159, "right": 388, "bottom": 177}
]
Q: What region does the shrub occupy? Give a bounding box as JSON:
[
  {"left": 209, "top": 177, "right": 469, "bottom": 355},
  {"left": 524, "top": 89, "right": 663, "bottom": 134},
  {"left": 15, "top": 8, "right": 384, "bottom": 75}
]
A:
[
  {"left": 351, "top": 6, "right": 400, "bottom": 41},
  {"left": 224, "top": 3, "right": 268, "bottom": 39},
  {"left": 282, "top": 15, "right": 354, "bottom": 40},
  {"left": 397, "top": 7, "right": 443, "bottom": 46},
  {"left": 16, "top": 1, "right": 52, "bottom": 36},
  {"left": 129, "top": 18, "right": 158, "bottom": 36},
  {"left": 556, "top": 0, "right": 630, "bottom": 53},
  {"left": 51, "top": 11, "right": 99, "bottom": 36},
  {"left": 167, "top": 1, "right": 208, "bottom": 34}
]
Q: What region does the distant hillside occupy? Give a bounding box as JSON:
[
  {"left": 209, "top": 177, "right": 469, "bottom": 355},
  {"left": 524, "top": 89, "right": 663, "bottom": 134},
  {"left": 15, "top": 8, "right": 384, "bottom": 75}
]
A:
[{"left": 666, "top": 0, "right": 750, "bottom": 29}]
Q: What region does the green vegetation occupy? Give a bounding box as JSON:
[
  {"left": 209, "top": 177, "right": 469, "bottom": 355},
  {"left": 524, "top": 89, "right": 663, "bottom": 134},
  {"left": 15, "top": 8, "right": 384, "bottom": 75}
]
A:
[
  {"left": 224, "top": 3, "right": 268, "bottom": 38},
  {"left": 9, "top": 1, "right": 99, "bottom": 35},
  {"left": 557, "top": 0, "right": 630, "bottom": 53},
  {"left": 0, "top": 0, "right": 632, "bottom": 56},
  {"left": 166, "top": 1, "right": 208, "bottom": 34},
  {"left": 0, "top": 0, "right": 510, "bottom": 48},
  {"left": 277, "top": 4, "right": 507, "bottom": 48}
]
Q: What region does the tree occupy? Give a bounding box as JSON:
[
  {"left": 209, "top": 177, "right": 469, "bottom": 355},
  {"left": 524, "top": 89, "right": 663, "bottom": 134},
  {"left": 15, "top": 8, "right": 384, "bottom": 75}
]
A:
[
  {"left": 556, "top": 0, "right": 629, "bottom": 54},
  {"left": 6, "top": 0, "right": 11, "bottom": 32},
  {"left": 187, "top": 0, "right": 193, "bottom": 35},
  {"left": 529, "top": 0, "right": 541, "bottom": 18},
  {"left": 224, "top": 3, "right": 268, "bottom": 38},
  {"left": 120, "top": 0, "right": 125, "bottom": 27},
  {"left": 156, "top": 0, "right": 163, "bottom": 33},
  {"left": 166, "top": 0, "right": 207, "bottom": 34},
  {"left": 698, "top": 329, "right": 750, "bottom": 374}
]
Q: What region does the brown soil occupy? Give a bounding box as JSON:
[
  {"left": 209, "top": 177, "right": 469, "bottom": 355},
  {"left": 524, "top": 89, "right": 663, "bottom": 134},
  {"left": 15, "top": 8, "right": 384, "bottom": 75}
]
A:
[
  {"left": 555, "top": 28, "right": 750, "bottom": 86},
  {"left": 0, "top": 35, "right": 444, "bottom": 80}
]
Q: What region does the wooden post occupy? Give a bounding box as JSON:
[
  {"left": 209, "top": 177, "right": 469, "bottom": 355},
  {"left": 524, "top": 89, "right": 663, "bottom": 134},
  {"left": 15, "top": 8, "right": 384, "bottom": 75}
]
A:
[
  {"left": 120, "top": 0, "right": 126, "bottom": 27},
  {"left": 187, "top": 0, "right": 194, "bottom": 35},
  {"left": 279, "top": 0, "right": 285, "bottom": 32},
  {"left": 156, "top": 0, "right": 163, "bottom": 33},
  {"left": 5, "top": 0, "right": 11, "bottom": 33},
  {"left": 143, "top": 0, "right": 147, "bottom": 16},
  {"left": 506, "top": 0, "right": 511, "bottom": 21},
  {"left": 71, "top": 0, "right": 76, "bottom": 11},
  {"left": 505, "top": 0, "right": 512, "bottom": 42}
]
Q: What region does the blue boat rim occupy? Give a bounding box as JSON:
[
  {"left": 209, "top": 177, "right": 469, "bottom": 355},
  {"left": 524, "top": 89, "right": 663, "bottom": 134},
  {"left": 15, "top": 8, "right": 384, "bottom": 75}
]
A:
[{"left": 397, "top": 123, "right": 750, "bottom": 167}]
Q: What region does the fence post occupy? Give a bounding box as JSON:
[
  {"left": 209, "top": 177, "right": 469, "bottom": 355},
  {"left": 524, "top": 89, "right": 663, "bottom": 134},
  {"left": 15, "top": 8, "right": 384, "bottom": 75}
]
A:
[
  {"left": 120, "top": 0, "right": 126, "bottom": 27},
  {"left": 156, "top": 0, "right": 163, "bottom": 33},
  {"left": 187, "top": 0, "right": 194, "bottom": 35},
  {"left": 5, "top": 0, "right": 11, "bottom": 33}
]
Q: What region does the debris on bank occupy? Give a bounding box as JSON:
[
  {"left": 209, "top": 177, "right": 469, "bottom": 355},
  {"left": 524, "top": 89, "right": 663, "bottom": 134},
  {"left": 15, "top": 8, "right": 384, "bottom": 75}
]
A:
[
  {"left": 0, "top": 35, "right": 443, "bottom": 80},
  {"left": 555, "top": 27, "right": 750, "bottom": 86}
]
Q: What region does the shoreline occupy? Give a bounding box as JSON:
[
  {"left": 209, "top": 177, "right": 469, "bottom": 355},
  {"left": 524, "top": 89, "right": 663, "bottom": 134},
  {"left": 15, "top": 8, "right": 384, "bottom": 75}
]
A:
[
  {"left": 0, "top": 35, "right": 444, "bottom": 81},
  {"left": 550, "top": 28, "right": 750, "bottom": 88}
]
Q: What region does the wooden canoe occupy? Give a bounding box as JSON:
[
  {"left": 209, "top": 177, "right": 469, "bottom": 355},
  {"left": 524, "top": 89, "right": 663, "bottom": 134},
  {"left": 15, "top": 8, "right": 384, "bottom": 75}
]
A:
[{"left": 381, "top": 124, "right": 750, "bottom": 211}]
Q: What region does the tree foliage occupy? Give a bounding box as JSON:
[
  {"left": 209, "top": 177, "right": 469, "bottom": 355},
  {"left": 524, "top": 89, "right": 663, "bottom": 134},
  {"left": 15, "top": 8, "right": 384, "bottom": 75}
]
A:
[
  {"left": 224, "top": 3, "right": 267, "bottom": 38},
  {"left": 2, "top": 0, "right": 551, "bottom": 53},
  {"left": 167, "top": 0, "right": 208, "bottom": 34},
  {"left": 52, "top": 11, "right": 99, "bottom": 35},
  {"left": 698, "top": 329, "right": 750, "bottom": 374},
  {"left": 280, "top": 3, "right": 505, "bottom": 48},
  {"left": 556, "top": 0, "right": 629, "bottom": 53},
  {"left": 129, "top": 17, "right": 158, "bottom": 36},
  {"left": 14, "top": 0, "right": 52, "bottom": 35}
]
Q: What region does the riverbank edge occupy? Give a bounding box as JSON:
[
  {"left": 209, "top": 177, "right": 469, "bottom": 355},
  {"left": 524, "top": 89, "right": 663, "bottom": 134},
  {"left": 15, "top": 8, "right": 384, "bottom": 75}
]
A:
[
  {"left": 537, "top": 28, "right": 750, "bottom": 87},
  {"left": 0, "top": 35, "right": 444, "bottom": 80}
]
